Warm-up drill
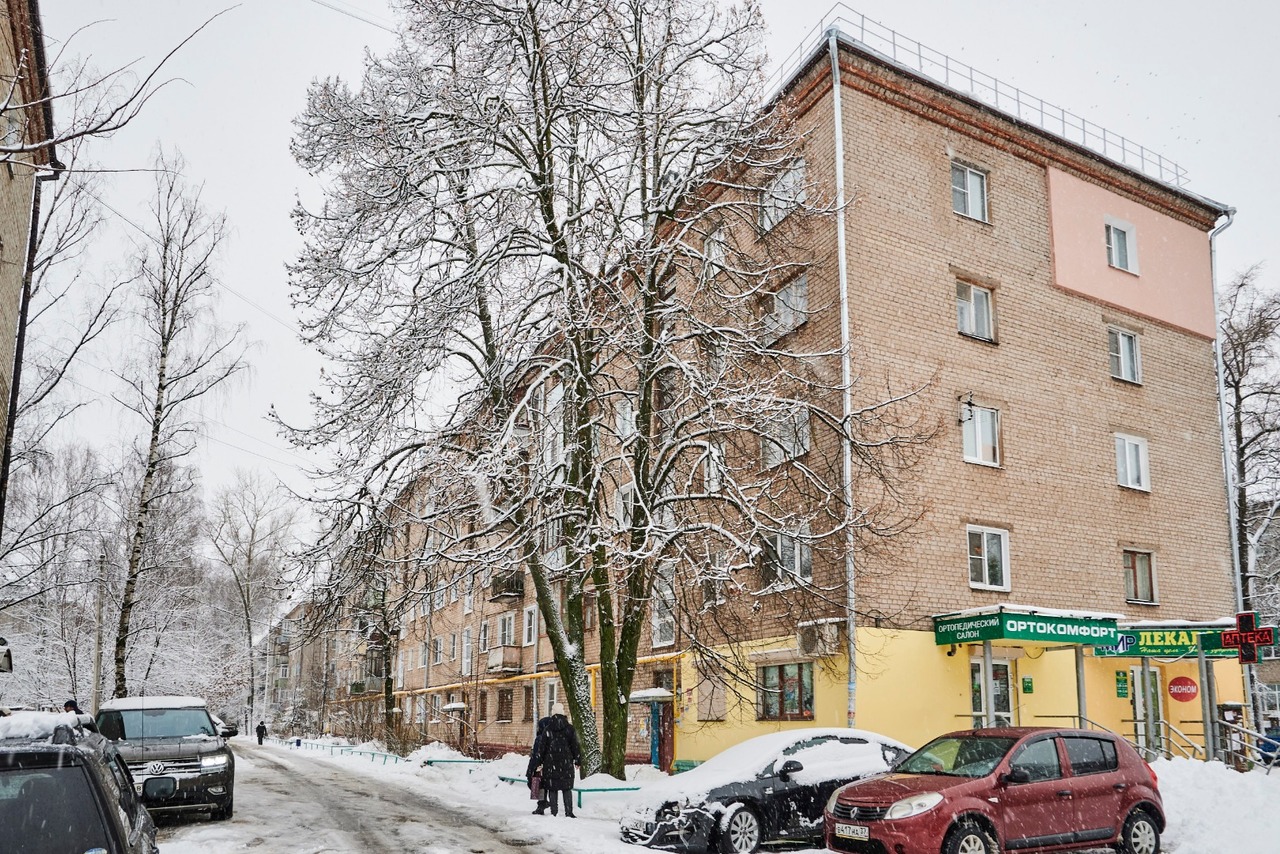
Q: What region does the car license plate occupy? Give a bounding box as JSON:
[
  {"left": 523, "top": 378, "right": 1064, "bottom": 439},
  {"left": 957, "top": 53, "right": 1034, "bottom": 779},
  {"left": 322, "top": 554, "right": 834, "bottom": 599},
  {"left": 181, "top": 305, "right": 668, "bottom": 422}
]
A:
[{"left": 835, "top": 823, "right": 869, "bottom": 840}]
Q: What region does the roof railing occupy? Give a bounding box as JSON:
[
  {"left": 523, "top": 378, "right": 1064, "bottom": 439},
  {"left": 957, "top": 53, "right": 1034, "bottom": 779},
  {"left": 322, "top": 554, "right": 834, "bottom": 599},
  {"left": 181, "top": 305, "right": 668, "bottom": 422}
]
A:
[{"left": 769, "top": 3, "right": 1188, "bottom": 188}]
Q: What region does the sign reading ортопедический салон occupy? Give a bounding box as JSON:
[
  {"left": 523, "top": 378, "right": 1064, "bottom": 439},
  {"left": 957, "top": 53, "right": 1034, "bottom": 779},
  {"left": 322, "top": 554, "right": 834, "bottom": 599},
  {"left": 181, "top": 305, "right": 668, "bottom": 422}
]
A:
[{"left": 934, "top": 611, "right": 1119, "bottom": 646}]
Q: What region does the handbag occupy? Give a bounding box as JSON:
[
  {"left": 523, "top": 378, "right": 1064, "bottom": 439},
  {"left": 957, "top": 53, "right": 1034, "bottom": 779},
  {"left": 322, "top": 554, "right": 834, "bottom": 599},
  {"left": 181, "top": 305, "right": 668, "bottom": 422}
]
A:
[{"left": 529, "top": 774, "right": 543, "bottom": 800}]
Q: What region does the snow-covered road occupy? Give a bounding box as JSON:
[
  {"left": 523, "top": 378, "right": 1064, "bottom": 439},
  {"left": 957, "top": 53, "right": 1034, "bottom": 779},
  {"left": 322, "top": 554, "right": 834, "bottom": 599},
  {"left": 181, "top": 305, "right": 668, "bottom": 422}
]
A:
[{"left": 157, "top": 741, "right": 544, "bottom": 853}]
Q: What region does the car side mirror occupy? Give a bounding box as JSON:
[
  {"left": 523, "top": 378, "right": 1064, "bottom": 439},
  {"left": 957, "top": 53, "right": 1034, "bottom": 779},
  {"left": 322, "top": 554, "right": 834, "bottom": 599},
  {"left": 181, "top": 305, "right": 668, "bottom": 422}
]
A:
[
  {"left": 778, "top": 759, "right": 804, "bottom": 780},
  {"left": 142, "top": 777, "right": 177, "bottom": 800},
  {"left": 217, "top": 725, "right": 231, "bottom": 738},
  {"left": 1000, "top": 767, "right": 1031, "bottom": 785}
]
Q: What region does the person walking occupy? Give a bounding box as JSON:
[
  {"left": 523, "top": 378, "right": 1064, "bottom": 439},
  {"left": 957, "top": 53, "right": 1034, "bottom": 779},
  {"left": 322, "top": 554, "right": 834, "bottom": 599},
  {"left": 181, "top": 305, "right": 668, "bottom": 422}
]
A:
[
  {"left": 63, "top": 699, "right": 84, "bottom": 715},
  {"left": 255, "top": 720, "right": 267, "bottom": 745},
  {"left": 526, "top": 702, "right": 581, "bottom": 818}
]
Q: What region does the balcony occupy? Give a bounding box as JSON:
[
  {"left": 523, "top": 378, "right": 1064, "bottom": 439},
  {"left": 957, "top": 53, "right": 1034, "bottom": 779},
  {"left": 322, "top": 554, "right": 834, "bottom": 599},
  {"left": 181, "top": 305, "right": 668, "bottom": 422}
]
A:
[
  {"left": 486, "top": 645, "right": 522, "bottom": 674},
  {"left": 488, "top": 571, "right": 524, "bottom": 602},
  {"left": 349, "top": 681, "right": 368, "bottom": 695}
]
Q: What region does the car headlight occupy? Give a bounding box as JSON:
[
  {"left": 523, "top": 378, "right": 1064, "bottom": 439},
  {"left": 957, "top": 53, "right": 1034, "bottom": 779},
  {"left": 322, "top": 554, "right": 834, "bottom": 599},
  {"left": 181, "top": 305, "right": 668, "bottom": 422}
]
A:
[
  {"left": 201, "top": 753, "right": 229, "bottom": 769},
  {"left": 826, "top": 787, "right": 846, "bottom": 815},
  {"left": 655, "top": 801, "right": 681, "bottom": 821},
  {"left": 884, "top": 792, "right": 943, "bottom": 820}
]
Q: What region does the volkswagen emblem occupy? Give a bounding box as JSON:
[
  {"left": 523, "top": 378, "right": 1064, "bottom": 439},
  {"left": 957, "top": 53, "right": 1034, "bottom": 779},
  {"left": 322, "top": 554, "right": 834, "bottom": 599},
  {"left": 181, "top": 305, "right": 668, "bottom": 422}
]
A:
[{"left": 146, "top": 761, "right": 166, "bottom": 775}]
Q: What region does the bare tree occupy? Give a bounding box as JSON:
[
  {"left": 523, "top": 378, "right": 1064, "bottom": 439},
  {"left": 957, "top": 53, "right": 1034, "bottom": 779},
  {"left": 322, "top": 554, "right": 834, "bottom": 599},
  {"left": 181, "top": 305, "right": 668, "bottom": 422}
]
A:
[
  {"left": 287, "top": 0, "right": 927, "bottom": 776},
  {"left": 111, "top": 153, "right": 245, "bottom": 698},
  {"left": 207, "top": 471, "right": 296, "bottom": 725}
]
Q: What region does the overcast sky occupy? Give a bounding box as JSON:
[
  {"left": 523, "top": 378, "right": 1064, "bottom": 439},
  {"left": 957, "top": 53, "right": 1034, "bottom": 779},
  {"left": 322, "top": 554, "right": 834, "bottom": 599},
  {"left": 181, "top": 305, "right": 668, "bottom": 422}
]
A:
[{"left": 42, "top": 0, "right": 1278, "bottom": 497}]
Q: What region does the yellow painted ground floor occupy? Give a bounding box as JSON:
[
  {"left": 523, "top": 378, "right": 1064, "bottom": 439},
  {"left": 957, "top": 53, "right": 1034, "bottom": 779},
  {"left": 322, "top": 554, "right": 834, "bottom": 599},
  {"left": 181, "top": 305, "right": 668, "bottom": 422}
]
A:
[{"left": 381, "top": 624, "right": 1246, "bottom": 769}]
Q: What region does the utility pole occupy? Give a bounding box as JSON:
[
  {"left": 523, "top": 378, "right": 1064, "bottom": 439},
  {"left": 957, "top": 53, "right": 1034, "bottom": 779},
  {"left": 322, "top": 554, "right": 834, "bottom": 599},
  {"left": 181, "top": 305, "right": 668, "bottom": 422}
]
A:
[{"left": 91, "top": 552, "right": 105, "bottom": 713}]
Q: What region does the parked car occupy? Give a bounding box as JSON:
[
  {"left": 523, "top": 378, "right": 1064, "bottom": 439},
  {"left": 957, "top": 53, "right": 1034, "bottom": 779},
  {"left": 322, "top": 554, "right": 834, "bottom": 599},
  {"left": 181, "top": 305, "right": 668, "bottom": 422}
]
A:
[
  {"left": 0, "top": 708, "right": 159, "bottom": 853},
  {"left": 825, "top": 727, "right": 1163, "bottom": 854},
  {"left": 97, "top": 695, "right": 236, "bottom": 820},
  {"left": 210, "top": 713, "right": 239, "bottom": 738},
  {"left": 620, "top": 728, "right": 912, "bottom": 853}
]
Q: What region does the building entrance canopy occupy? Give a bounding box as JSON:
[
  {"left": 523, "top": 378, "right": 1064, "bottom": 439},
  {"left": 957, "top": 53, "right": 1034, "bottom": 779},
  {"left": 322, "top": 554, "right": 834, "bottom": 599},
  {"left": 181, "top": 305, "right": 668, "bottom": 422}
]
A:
[{"left": 934, "top": 605, "right": 1124, "bottom": 647}]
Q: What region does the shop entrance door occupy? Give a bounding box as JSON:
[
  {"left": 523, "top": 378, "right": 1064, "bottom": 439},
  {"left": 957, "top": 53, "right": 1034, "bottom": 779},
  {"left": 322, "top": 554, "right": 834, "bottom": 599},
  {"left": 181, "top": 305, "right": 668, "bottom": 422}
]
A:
[
  {"left": 971, "top": 659, "right": 1014, "bottom": 728},
  {"left": 1130, "top": 665, "right": 1164, "bottom": 754}
]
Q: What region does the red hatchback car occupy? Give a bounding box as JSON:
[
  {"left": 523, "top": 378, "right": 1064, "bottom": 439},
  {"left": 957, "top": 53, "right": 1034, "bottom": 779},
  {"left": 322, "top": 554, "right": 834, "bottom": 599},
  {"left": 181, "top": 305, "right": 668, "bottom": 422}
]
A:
[{"left": 824, "top": 727, "right": 1163, "bottom": 854}]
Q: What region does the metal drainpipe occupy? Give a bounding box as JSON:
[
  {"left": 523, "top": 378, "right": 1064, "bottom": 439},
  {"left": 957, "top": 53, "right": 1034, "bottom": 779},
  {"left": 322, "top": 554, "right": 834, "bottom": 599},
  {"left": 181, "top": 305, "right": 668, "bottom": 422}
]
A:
[
  {"left": 1208, "top": 209, "right": 1254, "bottom": 730},
  {"left": 828, "top": 29, "right": 858, "bottom": 729}
]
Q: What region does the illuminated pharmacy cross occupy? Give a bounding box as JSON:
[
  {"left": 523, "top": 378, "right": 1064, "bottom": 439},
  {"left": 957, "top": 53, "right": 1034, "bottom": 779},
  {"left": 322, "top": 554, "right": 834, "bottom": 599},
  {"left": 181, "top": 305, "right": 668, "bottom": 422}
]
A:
[{"left": 1221, "top": 611, "right": 1276, "bottom": 664}]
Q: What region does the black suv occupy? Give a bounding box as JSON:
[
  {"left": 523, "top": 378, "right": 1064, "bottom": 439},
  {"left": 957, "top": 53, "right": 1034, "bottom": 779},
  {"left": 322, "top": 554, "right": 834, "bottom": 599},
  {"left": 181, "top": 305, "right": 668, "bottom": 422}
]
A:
[
  {"left": 0, "top": 709, "right": 159, "bottom": 853},
  {"left": 97, "top": 695, "right": 235, "bottom": 819}
]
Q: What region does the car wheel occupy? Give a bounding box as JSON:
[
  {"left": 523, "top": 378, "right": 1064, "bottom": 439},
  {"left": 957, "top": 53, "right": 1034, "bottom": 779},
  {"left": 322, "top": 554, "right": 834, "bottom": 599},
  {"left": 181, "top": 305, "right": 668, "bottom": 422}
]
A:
[
  {"left": 943, "top": 821, "right": 998, "bottom": 854},
  {"left": 1116, "top": 809, "right": 1160, "bottom": 854},
  {"left": 211, "top": 795, "right": 234, "bottom": 821},
  {"left": 717, "top": 803, "right": 762, "bottom": 854}
]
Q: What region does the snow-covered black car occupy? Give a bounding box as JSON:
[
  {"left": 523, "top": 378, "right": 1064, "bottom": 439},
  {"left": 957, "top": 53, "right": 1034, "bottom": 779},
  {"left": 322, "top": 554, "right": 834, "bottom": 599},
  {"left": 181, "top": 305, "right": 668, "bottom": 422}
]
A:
[
  {"left": 0, "top": 709, "right": 159, "bottom": 853},
  {"left": 619, "top": 728, "right": 912, "bottom": 854},
  {"left": 98, "top": 695, "right": 236, "bottom": 819}
]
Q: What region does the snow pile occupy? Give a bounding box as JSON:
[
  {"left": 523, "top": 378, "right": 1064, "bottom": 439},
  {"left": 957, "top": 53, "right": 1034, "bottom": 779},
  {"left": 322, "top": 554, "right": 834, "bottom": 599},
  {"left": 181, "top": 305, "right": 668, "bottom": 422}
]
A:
[
  {"left": 0, "top": 710, "right": 80, "bottom": 739},
  {"left": 1153, "top": 757, "right": 1280, "bottom": 854}
]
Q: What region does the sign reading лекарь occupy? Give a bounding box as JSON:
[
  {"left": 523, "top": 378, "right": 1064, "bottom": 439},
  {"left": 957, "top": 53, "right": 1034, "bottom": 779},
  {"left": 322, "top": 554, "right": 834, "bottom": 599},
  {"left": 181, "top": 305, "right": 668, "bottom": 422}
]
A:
[
  {"left": 934, "top": 613, "right": 1119, "bottom": 646},
  {"left": 1092, "top": 628, "right": 1237, "bottom": 659}
]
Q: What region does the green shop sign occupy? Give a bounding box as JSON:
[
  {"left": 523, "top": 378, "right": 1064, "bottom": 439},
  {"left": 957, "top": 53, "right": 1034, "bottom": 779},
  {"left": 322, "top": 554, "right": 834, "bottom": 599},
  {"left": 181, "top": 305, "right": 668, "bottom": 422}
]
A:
[
  {"left": 1092, "top": 628, "right": 1237, "bottom": 659},
  {"left": 934, "top": 612, "right": 1119, "bottom": 646}
]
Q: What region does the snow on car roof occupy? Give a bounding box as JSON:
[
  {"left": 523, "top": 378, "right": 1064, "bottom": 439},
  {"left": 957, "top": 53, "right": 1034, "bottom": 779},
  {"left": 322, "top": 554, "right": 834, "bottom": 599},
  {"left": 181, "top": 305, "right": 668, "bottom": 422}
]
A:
[
  {"left": 99, "top": 695, "right": 208, "bottom": 711},
  {"left": 627, "top": 728, "right": 910, "bottom": 812},
  {"left": 0, "top": 711, "right": 83, "bottom": 740}
]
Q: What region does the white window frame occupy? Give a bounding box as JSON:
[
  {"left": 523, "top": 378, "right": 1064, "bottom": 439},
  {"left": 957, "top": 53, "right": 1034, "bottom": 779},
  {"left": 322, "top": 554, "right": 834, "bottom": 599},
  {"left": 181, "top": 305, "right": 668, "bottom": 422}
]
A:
[
  {"left": 961, "top": 404, "right": 1000, "bottom": 467},
  {"left": 478, "top": 621, "right": 489, "bottom": 652},
  {"left": 449, "top": 632, "right": 457, "bottom": 660},
  {"left": 956, "top": 281, "right": 995, "bottom": 341},
  {"left": 431, "top": 637, "right": 443, "bottom": 665},
  {"left": 498, "top": 612, "right": 516, "bottom": 647},
  {"left": 1114, "top": 433, "right": 1150, "bottom": 491},
  {"left": 764, "top": 274, "right": 808, "bottom": 342},
  {"left": 967, "top": 525, "right": 1010, "bottom": 591},
  {"left": 461, "top": 629, "right": 473, "bottom": 676},
  {"left": 616, "top": 396, "right": 636, "bottom": 442},
  {"left": 703, "top": 226, "right": 726, "bottom": 279},
  {"left": 463, "top": 585, "right": 473, "bottom": 614},
  {"left": 615, "top": 482, "right": 637, "bottom": 528},
  {"left": 522, "top": 605, "right": 538, "bottom": 646},
  {"left": 761, "top": 405, "right": 811, "bottom": 469},
  {"left": 951, "top": 162, "right": 988, "bottom": 222},
  {"left": 1123, "top": 550, "right": 1158, "bottom": 604},
  {"left": 651, "top": 560, "right": 677, "bottom": 647},
  {"left": 704, "top": 440, "right": 725, "bottom": 493},
  {"left": 1105, "top": 218, "right": 1138, "bottom": 274},
  {"left": 420, "top": 641, "right": 428, "bottom": 669},
  {"left": 760, "top": 157, "right": 807, "bottom": 231},
  {"left": 1108, "top": 327, "right": 1142, "bottom": 384},
  {"left": 762, "top": 526, "right": 813, "bottom": 587}
]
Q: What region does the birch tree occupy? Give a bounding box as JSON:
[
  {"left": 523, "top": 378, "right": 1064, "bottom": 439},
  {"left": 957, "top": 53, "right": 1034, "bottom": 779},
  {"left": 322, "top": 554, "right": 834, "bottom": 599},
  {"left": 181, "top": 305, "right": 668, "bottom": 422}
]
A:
[
  {"left": 288, "top": 0, "right": 927, "bottom": 776},
  {"left": 111, "top": 154, "right": 245, "bottom": 698}
]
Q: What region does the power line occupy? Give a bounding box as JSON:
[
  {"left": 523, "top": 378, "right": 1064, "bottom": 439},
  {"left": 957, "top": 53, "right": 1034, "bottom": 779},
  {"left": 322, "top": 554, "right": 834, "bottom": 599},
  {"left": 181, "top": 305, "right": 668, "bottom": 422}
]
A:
[{"left": 299, "top": 0, "right": 398, "bottom": 34}]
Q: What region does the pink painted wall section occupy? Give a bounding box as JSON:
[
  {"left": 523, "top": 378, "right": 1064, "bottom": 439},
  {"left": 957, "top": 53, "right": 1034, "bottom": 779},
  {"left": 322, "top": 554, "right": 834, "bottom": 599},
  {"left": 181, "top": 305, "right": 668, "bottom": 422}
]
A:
[{"left": 1046, "top": 167, "right": 1216, "bottom": 339}]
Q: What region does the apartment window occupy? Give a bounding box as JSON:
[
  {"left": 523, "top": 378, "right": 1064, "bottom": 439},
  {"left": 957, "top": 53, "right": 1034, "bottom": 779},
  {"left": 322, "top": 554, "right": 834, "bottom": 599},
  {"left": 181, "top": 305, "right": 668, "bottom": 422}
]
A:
[
  {"left": 764, "top": 274, "right": 808, "bottom": 341},
  {"left": 522, "top": 605, "right": 537, "bottom": 646},
  {"left": 703, "top": 440, "right": 725, "bottom": 493},
  {"left": 449, "top": 632, "right": 458, "bottom": 660},
  {"left": 463, "top": 584, "right": 473, "bottom": 613},
  {"left": 951, "top": 162, "right": 988, "bottom": 222},
  {"left": 760, "top": 157, "right": 806, "bottom": 231},
  {"left": 701, "top": 553, "right": 729, "bottom": 608},
  {"left": 761, "top": 527, "right": 813, "bottom": 586},
  {"left": 1124, "top": 550, "right": 1156, "bottom": 604},
  {"left": 1108, "top": 327, "right": 1142, "bottom": 384},
  {"left": 615, "top": 482, "right": 637, "bottom": 528},
  {"left": 1105, "top": 220, "right": 1138, "bottom": 273},
  {"left": 967, "top": 525, "right": 1010, "bottom": 591},
  {"left": 431, "top": 637, "right": 443, "bottom": 665},
  {"left": 461, "top": 629, "right": 473, "bottom": 676},
  {"left": 478, "top": 621, "right": 489, "bottom": 652},
  {"left": 277, "top": 661, "right": 289, "bottom": 680},
  {"left": 420, "top": 641, "right": 428, "bottom": 668},
  {"left": 499, "top": 612, "right": 516, "bottom": 646},
  {"left": 545, "top": 681, "right": 558, "bottom": 716},
  {"left": 697, "top": 665, "right": 728, "bottom": 721},
  {"left": 703, "top": 226, "right": 726, "bottom": 278},
  {"left": 497, "top": 688, "right": 514, "bottom": 722},
  {"left": 523, "top": 685, "right": 535, "bottom": 721},
  {"left": 651, "top": 560, "right": 676, "bottom": 647},
  {"left": 961, "top": 404, "right": 1000, "bottom": 466},
  {"left": 616, "top": 396, "right": 636, "bottom": 442},
  {"left": 433, "top": 586, "right": 445, "bottom": 610},
  {"left": 956, "top": 281, "right": 994, "bottom": 341},
  {"left": 761, "top": 405, "right": 811, "bottom": 468},
  {"left": 758, "top": 661, "right": 814, "bottom": 721},
  {"left": 1115, "top": 434, "right": 1150, "bottom": 491},
  {"left": 478, "top": 689, "right": 488, "bottom": 721}
]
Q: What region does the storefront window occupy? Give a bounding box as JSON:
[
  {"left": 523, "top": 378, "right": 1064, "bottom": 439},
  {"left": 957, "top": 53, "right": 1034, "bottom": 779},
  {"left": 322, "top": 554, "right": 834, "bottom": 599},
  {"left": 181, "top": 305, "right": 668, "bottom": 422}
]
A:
[
  {"left": 971, "top": 660, "right": 1013, "bottom": 727},
  {"left": 758, "top": 662, "right": 814, "bottom": 721}
]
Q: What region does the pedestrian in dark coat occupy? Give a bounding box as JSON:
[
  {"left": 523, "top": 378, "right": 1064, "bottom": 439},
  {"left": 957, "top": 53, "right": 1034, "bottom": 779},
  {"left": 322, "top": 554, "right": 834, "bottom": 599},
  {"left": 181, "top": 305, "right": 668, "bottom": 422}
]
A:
[
  {"left": 526, "top": 702, "right": 581, "bottom": 817},
  {"left": 255, "top": 721, "right": 267, "bottom": 745}
]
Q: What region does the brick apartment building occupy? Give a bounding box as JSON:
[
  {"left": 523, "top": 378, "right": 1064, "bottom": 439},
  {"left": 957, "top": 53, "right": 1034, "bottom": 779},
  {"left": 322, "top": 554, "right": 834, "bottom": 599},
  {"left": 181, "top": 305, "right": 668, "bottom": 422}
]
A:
[{"left": 326, "top": 10, "right": 1242, "bottom": 767}]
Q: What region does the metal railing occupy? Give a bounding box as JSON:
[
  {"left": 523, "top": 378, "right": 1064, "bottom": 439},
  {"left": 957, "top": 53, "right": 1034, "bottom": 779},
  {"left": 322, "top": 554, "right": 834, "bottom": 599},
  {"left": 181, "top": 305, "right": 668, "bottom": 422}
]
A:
[
  {"left": 1216, "top": 717, "right": 1280, "bottom": 774},
  {"left": 769, "top": 3, "right": 1189, "bottom": 188}
]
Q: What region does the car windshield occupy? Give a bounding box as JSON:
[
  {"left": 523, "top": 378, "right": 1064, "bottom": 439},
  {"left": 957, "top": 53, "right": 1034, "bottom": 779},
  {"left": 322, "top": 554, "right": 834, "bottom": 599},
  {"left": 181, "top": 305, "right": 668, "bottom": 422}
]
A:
[
  {"left": 0, "top": 765, "right": 111, "bottom": 854},
  {"left": 98, "top": 707, "right": 215, "bottom": 740},
  {"left": 896, "top": 735, "right": 1017, "bottom": 778}
]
